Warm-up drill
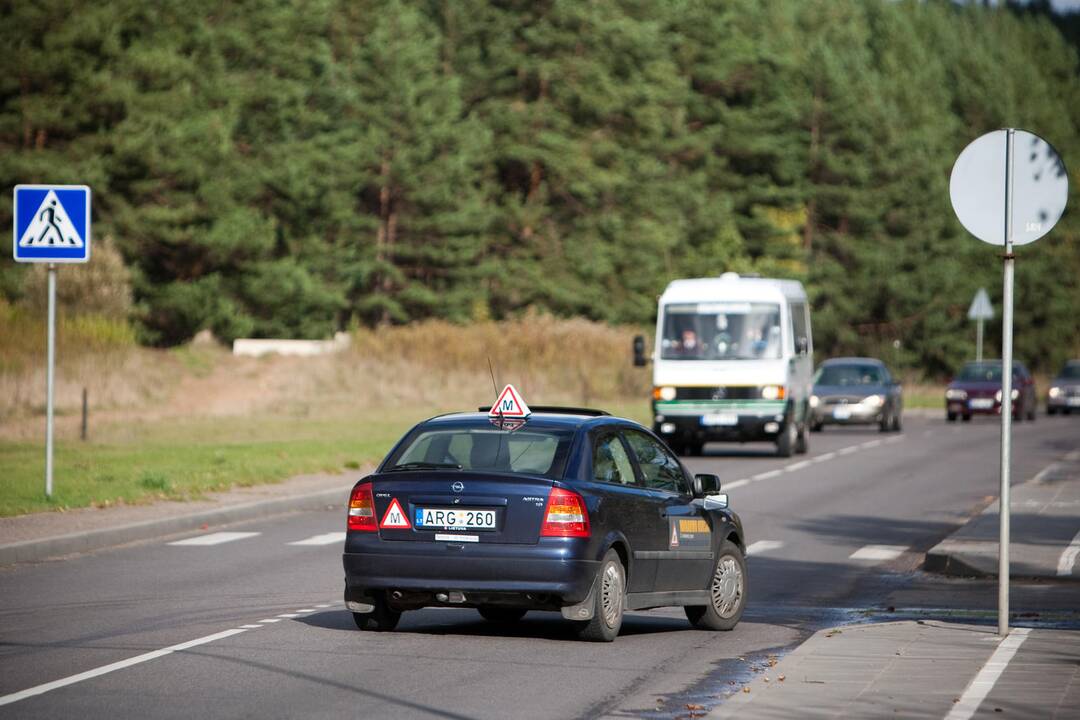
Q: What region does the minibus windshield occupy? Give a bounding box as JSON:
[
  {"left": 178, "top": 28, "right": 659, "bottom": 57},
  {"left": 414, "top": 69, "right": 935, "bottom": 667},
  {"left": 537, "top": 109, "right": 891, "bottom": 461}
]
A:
[{"left": 660, "top": 302, "right": 782, "bottom": 360}]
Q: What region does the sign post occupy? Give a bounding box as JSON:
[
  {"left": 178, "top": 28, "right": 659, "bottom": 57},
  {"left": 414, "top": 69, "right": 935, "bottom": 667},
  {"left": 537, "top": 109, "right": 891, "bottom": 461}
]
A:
[
  {"left": 949, "top": 130, "right": 1068, "bottom": 637},
  {"left": 13, "top": 185, "right": 92, "bottom": 499},
  {"left": 967, "top": 288, "right": 994, "bottom": 362}
]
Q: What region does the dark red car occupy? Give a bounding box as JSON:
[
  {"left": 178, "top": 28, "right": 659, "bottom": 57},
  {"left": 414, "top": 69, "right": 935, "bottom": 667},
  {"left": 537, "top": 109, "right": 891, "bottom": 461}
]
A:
[{"left": 945, "top": 360, "right": 1037, "bottom": 422}]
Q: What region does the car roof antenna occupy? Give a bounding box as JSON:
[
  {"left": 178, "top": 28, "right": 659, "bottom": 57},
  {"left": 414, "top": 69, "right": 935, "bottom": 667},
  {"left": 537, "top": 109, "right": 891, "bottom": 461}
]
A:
[{"left": 487, "top": 357, "right": 508, "bottom": 464}]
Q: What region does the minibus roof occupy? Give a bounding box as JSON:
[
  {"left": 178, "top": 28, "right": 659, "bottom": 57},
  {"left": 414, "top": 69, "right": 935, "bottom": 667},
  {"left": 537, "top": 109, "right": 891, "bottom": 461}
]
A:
[{"left": 660, "top": 274, "right": 807, "bottom": 306}]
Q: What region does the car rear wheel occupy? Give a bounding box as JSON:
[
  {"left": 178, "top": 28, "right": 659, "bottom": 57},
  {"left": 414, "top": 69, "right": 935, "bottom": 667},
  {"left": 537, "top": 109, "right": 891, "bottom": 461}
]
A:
[
  {"left": 946, "top": 412, "right": 957, "bottom": 422},
  {"left": 352, "top": 592, "right": 401, "bottom": 632},
  {"left": 685, "top": 540, "right": 747, "bottom": 631},
  {"left": 477, "top": 606, "right": 527, "bottom": 623},
  {"left": 575, "top": 549, "right": 625, "bottom": 642},
  {"left": 1048, "top": 407, "right": 1058, "bottom": 416},
  {"left": 795, "top": 423, "right": 809, "bottom": 454},
  {"left": 892, "top": 412, "right": 903, "bottom": 432},
  {"left": 962, "top": 414, "right": 972, "bottom": 422}
]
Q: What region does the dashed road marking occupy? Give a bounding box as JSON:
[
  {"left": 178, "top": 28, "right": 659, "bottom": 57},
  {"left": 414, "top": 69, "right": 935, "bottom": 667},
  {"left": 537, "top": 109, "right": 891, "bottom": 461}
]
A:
[
  {"left": 167, "top": 532, "right": 261, "bottom": 546},
  {"left": 258, "top": 618, "right": 282, "bottom": 624},
  {"left": 885, "top": 435, "right": 904, "bottom": 444},
  {"left": 746, "top": 540, "right": 784, "bottom": 556},
  {"left": 861, "top": 439, "right": 883, "bottom": 449},
  {"left": 315, "top": 604, "right": 333, "bottom": 609},
  {"left": 838, "top": 446, "right": 860, "bottom": 456},
  {"left": 724, "top": 479, "right": 750, "bottom": 490},
  {"left": 295, "top": 608, "right": 318, "bottom": 613},
  {"left": 943, "top": 628, "right": 1031, "bottom": 720},
  {"left": 785, "top": 460, "right": 812, "bottom": 472},
  {"left": 849, "top": 544, "right": 908, "bottom": 562},
  {"left": 1056, "top": 530, "right": 1080, "bottom": 577},
  {"left": 812, "top": 452, "right": 836, "bottom": 463},
  {"left": 753, "top": 469, "right": 783, "bottom": 481},
  {"left": 238, "top": 624, "right": 262, "bottom": 629},
  {"left": 0, "top": 628, "right": 252, "bottom": 708},
  {"left": 276, "top": 613, "right": 301, "bottom": 619},
  {"left": 288, "top": 532, "right": 347, "bottom": 546}
]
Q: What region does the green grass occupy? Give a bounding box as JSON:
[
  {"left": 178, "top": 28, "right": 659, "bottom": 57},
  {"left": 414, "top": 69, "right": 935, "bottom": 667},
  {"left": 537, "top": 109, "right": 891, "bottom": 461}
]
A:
[
  {"left": 0, "top": 408, "right": 431, "bottom": 517},
  {"left": 0, "top": 399, "right": 653, "bottom": 517}
]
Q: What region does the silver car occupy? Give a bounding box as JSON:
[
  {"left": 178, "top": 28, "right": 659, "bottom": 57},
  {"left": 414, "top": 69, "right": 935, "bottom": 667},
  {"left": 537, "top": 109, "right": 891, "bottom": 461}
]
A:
[
  {"left": 1047, "top": 360, "right": 1080, "bottom": 415},
  {"left": 809, "top": 357, "right": 903, "bottom": 432}
]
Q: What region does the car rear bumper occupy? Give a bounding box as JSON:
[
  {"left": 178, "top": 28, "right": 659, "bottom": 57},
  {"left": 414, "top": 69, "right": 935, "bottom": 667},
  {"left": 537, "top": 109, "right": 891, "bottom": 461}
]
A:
[{"left": 343, "top": 539, "right": 598, "bottom": 605}]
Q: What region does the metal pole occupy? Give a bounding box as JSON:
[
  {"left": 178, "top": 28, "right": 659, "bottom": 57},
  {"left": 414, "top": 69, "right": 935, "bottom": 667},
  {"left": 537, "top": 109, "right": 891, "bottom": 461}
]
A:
[
  {"left": 976, "top": 318, "right": 984, "bottom": 362},
  {"left": 46, "top": 264, "right": 57, "bottom": 499},
  {"left": 998, "top": 129, "right": 1016, "bottom": 637},
  {"left": 81, "top": 387, "right": 88, "bottom": 442}
]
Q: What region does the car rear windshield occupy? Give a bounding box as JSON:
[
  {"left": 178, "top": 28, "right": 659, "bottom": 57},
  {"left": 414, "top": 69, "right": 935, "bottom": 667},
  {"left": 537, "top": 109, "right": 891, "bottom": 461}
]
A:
[
  {"left": 385, "top": 427, "right": 574, "bottom": 479},
  {"left": 1061, "top": 363, "right": 1080, "bottom": 380},
  {"left": 815, "top": 364, "right": 882, "bottom": 386}
]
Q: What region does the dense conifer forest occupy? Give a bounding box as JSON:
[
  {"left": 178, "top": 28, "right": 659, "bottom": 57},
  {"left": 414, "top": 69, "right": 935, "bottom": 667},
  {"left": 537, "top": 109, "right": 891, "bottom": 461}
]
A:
[{"left": 2, "top": 0, "right": 1079, "bottom": 375}]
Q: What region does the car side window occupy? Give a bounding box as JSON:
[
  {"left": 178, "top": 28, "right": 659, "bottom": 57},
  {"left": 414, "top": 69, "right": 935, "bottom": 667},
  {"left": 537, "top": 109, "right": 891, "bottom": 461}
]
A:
[
  {"left": 592, "top": 433, "right": 636, "bottom": 486},
  {"left": 623, "top": 430, "right": 688, "bottom": 494}
]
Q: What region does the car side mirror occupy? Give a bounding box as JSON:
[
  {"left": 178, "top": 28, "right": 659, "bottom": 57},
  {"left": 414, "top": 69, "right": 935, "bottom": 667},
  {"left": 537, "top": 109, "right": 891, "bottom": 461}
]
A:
[
  {"left": 692, "top": 473, "right": 721, "bottom": 498},
  {"left": 633, "top": 335, "right": 648, "bottom": 367},
  {"left": 796, "top": 336, "right": 809, "bottom": 356}
]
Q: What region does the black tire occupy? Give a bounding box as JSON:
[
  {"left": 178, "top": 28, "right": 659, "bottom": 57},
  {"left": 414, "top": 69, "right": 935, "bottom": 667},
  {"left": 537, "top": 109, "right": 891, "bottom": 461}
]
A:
[
  {"left": 352, "top": 592, "right": 401, "bottom": 632},
  {"left": 687, "top": 440, "right": 704, "bottom": 457},
  {"left": 685, "top": 539, "right": 747, "bottom": 631},
  {"left": 892, "top": 412, "right": 903, "bottom": 432},
  {"left": 1027, "top": 406, "right": 1036, "bottom": 421},
  {"left": 962, "top": 414, "right": 972, "bottom": 422},
  {"left": 946, "top": 412, "right": 957, "bottom": 422},
  {"left": 795, "top": 423, "right": 809, "bottom": 454},
  {"left": 1048, "top": 407, "right": 1058, "bottom": 416},
  {"left": 810, "top": 421, "right": 823, "bottom": 433},
  {"left": 1013, "top": 411, "right": 1023, "bottom": 423},
  {"left": 575, "top": 549, "right": 625, "bottom": 642},
  {"left": 776, "top": 420, "right": 795, "bottom": 458},
  {"left": 879, "top": 414, "right": 890, "bottom": 433},
  {"left": 477, "top": 606, "right": 527, "bottom": 623}
]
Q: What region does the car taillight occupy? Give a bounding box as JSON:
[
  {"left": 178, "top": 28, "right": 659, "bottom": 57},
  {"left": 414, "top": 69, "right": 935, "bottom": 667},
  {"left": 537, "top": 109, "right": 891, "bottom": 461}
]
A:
[
  {"left": 540, "top": 487, "right": 590, "bottom": 538},
  {"left": 347, "top": 482, "right": 377, "bottom": 532}
]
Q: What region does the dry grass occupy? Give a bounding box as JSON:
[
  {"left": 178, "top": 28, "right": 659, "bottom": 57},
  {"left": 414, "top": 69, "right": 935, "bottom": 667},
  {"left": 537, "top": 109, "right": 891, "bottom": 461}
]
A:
[{"left": 0, "top": 313, "right": 652, "bottom": 441}]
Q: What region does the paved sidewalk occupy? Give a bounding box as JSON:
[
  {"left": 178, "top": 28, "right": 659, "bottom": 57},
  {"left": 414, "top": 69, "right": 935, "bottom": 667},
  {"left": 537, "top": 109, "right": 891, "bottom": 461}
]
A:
[
  {"left": 709, "top": 620, "right": 1080, "bottom": 719},
  {"left": 926, "top": 450, "right": 1080, "bottom": 579},
  {"left": 0, "top": 471, "right": 362, "bottom": 565}
]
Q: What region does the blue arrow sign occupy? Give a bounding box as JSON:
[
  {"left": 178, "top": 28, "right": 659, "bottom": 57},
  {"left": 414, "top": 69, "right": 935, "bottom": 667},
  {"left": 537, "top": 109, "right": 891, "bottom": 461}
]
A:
[{"left": 13, "top": 185, "right": 92, "bottom": 263}]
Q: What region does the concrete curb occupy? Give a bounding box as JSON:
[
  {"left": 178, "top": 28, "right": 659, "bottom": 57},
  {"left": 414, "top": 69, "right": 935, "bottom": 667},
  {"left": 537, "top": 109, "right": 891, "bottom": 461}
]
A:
[{"left": 0, "top": 485, "right": 353, "bottom": 566}]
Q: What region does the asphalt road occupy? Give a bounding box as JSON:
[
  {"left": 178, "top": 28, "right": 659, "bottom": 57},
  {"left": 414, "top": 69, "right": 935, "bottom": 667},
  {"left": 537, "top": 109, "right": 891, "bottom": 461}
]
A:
[{"left": 1, "top": 413, "right": 1078, "bottom": 719}]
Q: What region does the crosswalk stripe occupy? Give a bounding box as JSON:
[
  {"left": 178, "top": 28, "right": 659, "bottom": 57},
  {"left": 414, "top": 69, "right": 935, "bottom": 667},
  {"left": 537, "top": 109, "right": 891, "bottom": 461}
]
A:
[
  {"left": 849, "top": 544, "right": 908, "bottom": 561},
  {"left": 288, "top": 532, "right": 347, "bottom": 546},
  {"left": 746, "top": 540, "right": 784, "bottom": 556},
  {"left": 168, "top": 532, "right": 261, "bottom": 547}
]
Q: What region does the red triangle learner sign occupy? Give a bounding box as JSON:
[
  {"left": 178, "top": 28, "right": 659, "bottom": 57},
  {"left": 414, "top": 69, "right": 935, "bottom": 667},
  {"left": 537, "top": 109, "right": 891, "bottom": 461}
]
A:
[
  {"left": 380, "top": 498, "right": 411, "bottom": 529},
  {"left": 489, "top": 384, "right": 531, "bottom": 418}
]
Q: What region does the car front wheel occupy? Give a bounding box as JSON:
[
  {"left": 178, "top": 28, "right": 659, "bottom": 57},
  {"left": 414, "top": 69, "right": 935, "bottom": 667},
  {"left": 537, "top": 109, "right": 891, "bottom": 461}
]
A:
[{"left": 685, "top": 540, "right": 747, "bottom": 631}]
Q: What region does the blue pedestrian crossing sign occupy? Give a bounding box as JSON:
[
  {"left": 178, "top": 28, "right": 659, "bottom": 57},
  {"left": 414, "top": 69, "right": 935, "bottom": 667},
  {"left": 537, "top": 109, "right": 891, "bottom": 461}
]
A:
[{"left": 13, "top": 185, "right": 92, "bottom": 263}]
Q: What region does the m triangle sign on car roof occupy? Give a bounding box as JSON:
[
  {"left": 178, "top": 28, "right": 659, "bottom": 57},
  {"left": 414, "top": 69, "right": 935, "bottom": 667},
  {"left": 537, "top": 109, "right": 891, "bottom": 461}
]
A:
[{"left": 489, "top": 384, "right": 531, "bottom": 418}]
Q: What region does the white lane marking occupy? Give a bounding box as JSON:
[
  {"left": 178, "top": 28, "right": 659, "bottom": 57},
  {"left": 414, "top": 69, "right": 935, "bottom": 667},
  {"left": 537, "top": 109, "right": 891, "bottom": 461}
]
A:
[
  {"left": 295, "top": 608, "right": 318, "bottom": 613},
  {"left": 276, "top": 613, "right": 301, "bottom": 619},
  {"left": 943, "top": 628, "right": 1031, "bottom": 720},
  {"left": 1056, "top": 530, "right": 1080, "bottom": 577},
  {"left": 753, "top": 469, "right": 783, "bottom": 481},
  {"left": 885, "top": 435, "right": 904, "bottom": 444},
  {"left": 0, "top": 628, "right": 249, "bottom": 708},
  {"left": 785, "top": 460, "right": 812, "bottom": 472},
  {"left": 838, "top": 446, "right": 860, "bottom": 456},
  {"left": 746, "top": 540, "right": 784, "bottom": 556},
  {"left": 849, "top": 544, "right": 908, "bottom": 561},
  {"left": 258, "top": 618, "right": 282, "bottom": 624},
  {"left": 718, "top": 439, "right": 892, "bottom": 491},
  {"left": 315, "top": 604, "right": 333, "bottom": 609},
  {"left": 168, "top": 532, "right": 260, "bottom": 546},
  {"left": 288, "top": 532, "right": 347, "bottom": 546},
  {"left": 861, "top": 439, "right": 883, "bottom": 449},
  {"left": 812, "top": 452, "right": 836, "bottom": 463},
  {"left": 238, "top": 624, "right": 262, "bottom": 629},
  {"left": 724, "top": 479, "right": 751, "bottom": 490},
  {"left": 1032, "top": 463, "right": 1059, "bottom": 484}
]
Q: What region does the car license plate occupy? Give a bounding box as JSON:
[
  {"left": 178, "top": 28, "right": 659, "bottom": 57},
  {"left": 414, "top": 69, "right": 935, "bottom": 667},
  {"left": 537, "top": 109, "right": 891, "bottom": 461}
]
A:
[
  {"left": 970, "top": 398, "right": 994, "bottom": 409},
  {"left": 832, "top": 406, "right": 852, "bottom": 420},
  {"left": 415, "top": 507, "right": 497, "bottom": 531},
  {"left": 1068, "top": 397, "right": 1080, "bottom": 407},
  {"left": 701, "top": 413, "right": 738, "bottom": 426}
]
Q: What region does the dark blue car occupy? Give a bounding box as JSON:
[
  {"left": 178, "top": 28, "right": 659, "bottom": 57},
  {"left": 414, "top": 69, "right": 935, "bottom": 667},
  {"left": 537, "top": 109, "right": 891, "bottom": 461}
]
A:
[{"left": 342, "top": 406, "right": 747, "bottom": 641}]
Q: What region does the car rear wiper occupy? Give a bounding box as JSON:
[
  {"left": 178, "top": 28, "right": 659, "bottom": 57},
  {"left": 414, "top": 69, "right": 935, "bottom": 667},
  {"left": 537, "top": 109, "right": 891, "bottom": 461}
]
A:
[{"left": 385, "top": 462, "right": 463, "bottom": 473}]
